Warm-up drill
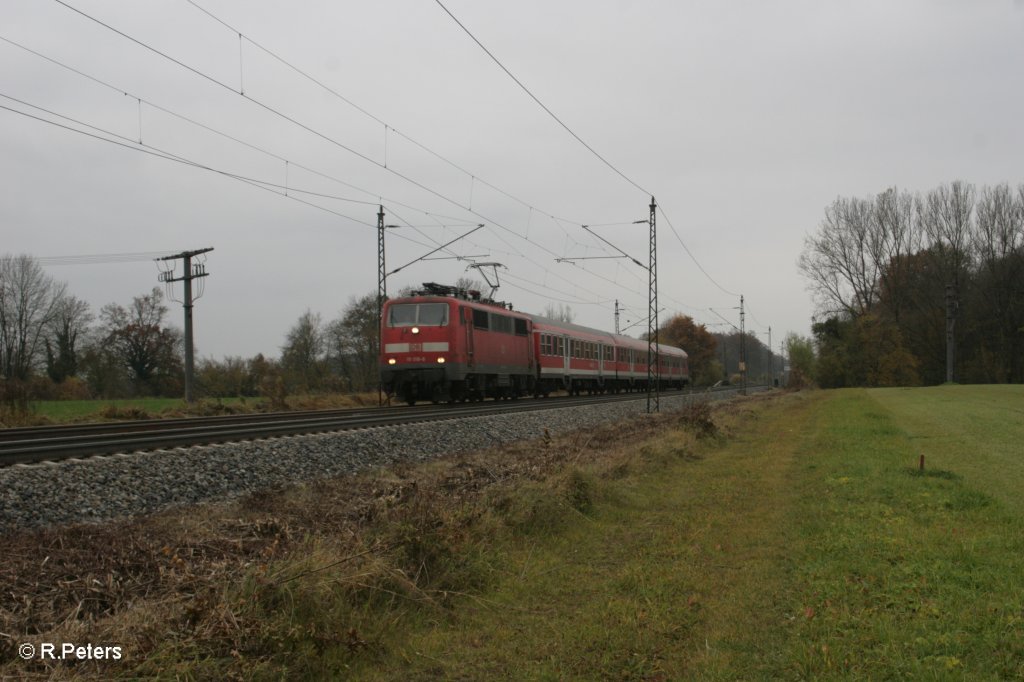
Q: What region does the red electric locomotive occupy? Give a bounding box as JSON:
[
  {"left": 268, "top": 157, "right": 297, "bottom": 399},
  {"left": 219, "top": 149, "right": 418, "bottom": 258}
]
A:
[
  {"left": 380, "top": 283, "right": 535, "bottom": 404},
  {"left": 380, "top": 283, "right": 689, "bottom": 405}
]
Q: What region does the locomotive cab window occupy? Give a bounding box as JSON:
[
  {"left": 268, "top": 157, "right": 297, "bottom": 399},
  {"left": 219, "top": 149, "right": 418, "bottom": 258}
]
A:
[
  {"left": 514, "top": 318, "right": 529, "bottom": 336},
  {"left": 388, "top": 303, "right": 448, "bottom": 327}
]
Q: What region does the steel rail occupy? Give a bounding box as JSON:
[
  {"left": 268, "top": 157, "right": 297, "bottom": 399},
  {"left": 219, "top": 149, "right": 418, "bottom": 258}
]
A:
[{"left": 1, "top": 386, "right": 758, "bottom": 467}]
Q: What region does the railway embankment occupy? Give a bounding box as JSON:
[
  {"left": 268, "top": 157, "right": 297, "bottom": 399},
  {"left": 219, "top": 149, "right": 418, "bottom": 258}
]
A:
[{"left": 0, "top": 390, "right": 744, "bottom": 531}]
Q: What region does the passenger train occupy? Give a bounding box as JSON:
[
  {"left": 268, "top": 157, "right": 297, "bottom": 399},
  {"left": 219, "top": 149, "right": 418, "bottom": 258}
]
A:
[{"left": 380, "top": 283, "right": 688, "bottom": 405}]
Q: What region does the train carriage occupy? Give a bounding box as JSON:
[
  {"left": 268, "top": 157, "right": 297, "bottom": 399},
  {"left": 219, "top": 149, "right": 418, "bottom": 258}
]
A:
[{"left": 531, "top": 316, "right": 688, "bottom": 395}]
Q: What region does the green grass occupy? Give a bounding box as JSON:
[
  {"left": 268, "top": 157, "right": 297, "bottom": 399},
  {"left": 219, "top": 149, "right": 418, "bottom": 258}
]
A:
[
  {"left": 26, "top": 397, "right": 253, "bottom": 422},
  {"left": 29, "top": 398, "right": 186, "bottom": 421},
  {"left": 868, "top": 384, "right": 1024, "bottom": 513},
  {"left": 786, "top": 387, "right": 1024, "bottom": 678},
  {"left": 344, "top": 386, "right": 1024, "bottom": 679}
]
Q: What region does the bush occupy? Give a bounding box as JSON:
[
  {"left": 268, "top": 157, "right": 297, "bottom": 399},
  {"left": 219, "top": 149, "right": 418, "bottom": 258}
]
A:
[{"left": 678, "top": 401, "right": 719, "bottom": 439}]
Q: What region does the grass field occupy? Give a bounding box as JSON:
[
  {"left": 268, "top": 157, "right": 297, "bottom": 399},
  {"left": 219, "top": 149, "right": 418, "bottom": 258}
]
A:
[
  {"left": 343, "top": 386, "right": 1024, "bottom": 679},
  {"left": 27, "top": 398, "right": 199, "bottom": 421},
  {"left": 11, "top": 391, "right": 380, "bottom": 425},
  {"left": 4, "top": 386, "right": 1023, "bottom": 679}
]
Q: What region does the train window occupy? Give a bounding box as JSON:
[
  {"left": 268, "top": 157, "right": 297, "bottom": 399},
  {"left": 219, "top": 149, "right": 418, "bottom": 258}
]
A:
[
  {"left": 514, "top": 318, "right": 529, "bottom": 336},
  {"left": 389, "top": 303, "right": 448, "bottom": 327},
  {"left": 541, "top": 334, "right": 552, "bottom": 355},
  {"left": 473, "top": 308, "right": 489, "bottom": 330},
  {"left": 556, "top": 337, "right": 564, "bottom": 356},
  {"left": 491, "top": 314, "right": 513, "bottom": 334}
]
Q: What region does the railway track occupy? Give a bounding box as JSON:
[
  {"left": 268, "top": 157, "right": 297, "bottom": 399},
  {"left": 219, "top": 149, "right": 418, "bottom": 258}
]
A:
[{"left": 0, "top": 387, "right": 754, "bottom": 467}]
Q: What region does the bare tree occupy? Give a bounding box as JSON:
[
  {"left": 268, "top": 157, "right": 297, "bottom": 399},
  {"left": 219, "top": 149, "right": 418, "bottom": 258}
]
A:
[
  {"left": 798, "top": 196, "right": 878, "bottom": 318},
  {"left": 542, "top": 303, "right": 575, "bottom": 323},
  {"left": 971, "top": 183, "right": 1024, "bottom": 380},
  {"left": 280, "top": 309, "right": 325, "bottom": 392},
  {"left": 454, "top": 276, "right": 485, "bottom": 294},
  {"left": 325, "top": 293, "right": 378, "bottom": 392},
  {"left": 45, "top": 295, "right": 93, "bottom": 383},
  {"left": 100, "top": 287, "right": 183, "bottom": 395},
  {"left": 917, "top": 181, "right": 975, "bottom": 289},
  {"left": 872, "top": 187, "right": 921, "bottom": 321},
  {"left": 0, "top": 254, "right": 68, "bottom": 380}
]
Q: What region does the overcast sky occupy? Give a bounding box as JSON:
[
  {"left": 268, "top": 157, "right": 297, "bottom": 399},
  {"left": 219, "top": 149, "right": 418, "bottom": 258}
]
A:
[{"left": 3, "top": 0, "right": 1023, "bottom": 360}]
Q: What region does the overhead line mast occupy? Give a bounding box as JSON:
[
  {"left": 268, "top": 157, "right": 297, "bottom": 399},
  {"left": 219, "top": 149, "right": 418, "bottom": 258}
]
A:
[
  {"left": 156, "top": 247, "right": 213, "bottom": 403},
  {"left": 648, "top": 197, "right": 659, "bottom": 414}
]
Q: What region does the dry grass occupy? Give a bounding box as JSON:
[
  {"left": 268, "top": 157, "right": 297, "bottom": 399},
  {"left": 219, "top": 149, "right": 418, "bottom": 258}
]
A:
[{"left": 0, "top": 393, "right": 729, "bottom": 679}]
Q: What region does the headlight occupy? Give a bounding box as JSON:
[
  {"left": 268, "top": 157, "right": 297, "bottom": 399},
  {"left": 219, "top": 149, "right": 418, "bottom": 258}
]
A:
[
  {"left": 411, "top": 326, "right": 420, "bottom": 334},
  {"left": 388, "top": 358, "right": 397, "bottom": 365},
  {"left": 437, "top": 357, "right": 446, "bottom": 364}
]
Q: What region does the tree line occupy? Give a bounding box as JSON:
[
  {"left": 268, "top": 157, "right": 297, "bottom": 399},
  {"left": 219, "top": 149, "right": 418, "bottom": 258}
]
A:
[
  {"left": 655, "top": 314, "right": 781, "bottom": 387},
  {"left": 1, "top": 254, "right": 188, "bottom": 406},
  {"left": 0, "top": 253, "right": 383, "bottom": 409},
  {"left": 798, "top": 181, "right": 1024, "bottom": 386}
]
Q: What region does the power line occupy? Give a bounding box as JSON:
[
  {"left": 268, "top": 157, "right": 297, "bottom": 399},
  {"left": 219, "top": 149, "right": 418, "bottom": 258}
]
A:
[
  {"left": 433, "top": 0, "right": 650, "bottom": 197},
  {"left": 36, "top": 251, "right": 178, "bottom": 265},
  {"left": 183, "top": 0, "right": 588, "bottom": 230},
  {"left": 49, "top": 0, "right": 613, "bottom": 295},
  {"left": 0, "top": 96, "right": 471, "bottom": 260},
  {"left": 1, "top": 32, "right": 506, "bottom": 229},
  {"left": 657, "top": 205, "right": 740, "bottom": 298},
  {"left": 40, "top": 1, "right": 735, "bottom": 322},
  {"left": 428, "top": 1, "right": 748, "bottom": 311},
  {"left": 0, "top": 95, "right": 377, "bottom": 225},
  {"left": 181, "top": 0, "right": 668, "bottom": 303}
]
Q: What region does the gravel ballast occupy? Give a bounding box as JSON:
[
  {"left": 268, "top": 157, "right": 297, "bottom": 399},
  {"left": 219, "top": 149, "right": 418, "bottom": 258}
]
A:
[{"left": 0, "top": 390, "right": 746, "bottom": 531}]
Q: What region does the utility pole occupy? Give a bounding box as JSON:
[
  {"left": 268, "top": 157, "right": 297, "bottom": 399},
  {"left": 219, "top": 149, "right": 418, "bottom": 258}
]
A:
[
  {"left": 647, "top": 196, "right": 659, "bottom": 414},
  {"left": 722, "top": 335, "right": 728, "bottom": 381},
  {"left": 376, "top": 206, "right": 402, "bottom": 405},
  {"left": 946, "top": 284, "right": 957, "bottom": 383},
  {"left": 378, "top": 205, "right": 387, "bottom": 405},
  {"left": 739, "top": 294, "right": 747, "bottom": 395},
  {"left": 780, "top": 340, "right": 786, "bottom": 387},
  {"left": 157, "top": 247, "right": 213, "bottom": 403},
  {"left": 614, "top": 299, "right": 620, "bottom": 335},
  {"left": 768, "top": 326, "right": 773, "bottom": 387}
]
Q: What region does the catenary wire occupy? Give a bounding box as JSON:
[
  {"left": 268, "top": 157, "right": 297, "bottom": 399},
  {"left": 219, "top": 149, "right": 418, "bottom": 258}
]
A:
[
  {"left": 430, "top": 1, "right": 750, "bottom": 310},
  {"left": 42, "top": 0, "right": 723, "bottom": 321}
]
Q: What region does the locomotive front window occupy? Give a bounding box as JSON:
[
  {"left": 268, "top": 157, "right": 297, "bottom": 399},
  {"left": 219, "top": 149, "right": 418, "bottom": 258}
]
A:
[{"left": 388, "top": 303, "right": 448, "bottom": 327}]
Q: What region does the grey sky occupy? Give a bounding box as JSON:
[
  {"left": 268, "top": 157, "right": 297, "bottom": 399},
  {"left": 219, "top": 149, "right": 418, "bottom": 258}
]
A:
[{"left": 3, "top": 0, "right": 1023, "bottom": 360}]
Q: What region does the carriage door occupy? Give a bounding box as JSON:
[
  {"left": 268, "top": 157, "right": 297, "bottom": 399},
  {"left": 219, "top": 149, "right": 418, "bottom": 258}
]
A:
[
  {"left": 464, "top": 307, "right": 475, "bottom": 368},
  {"left": 562, "top": 334, "right": 570, "bottom": 375}
]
